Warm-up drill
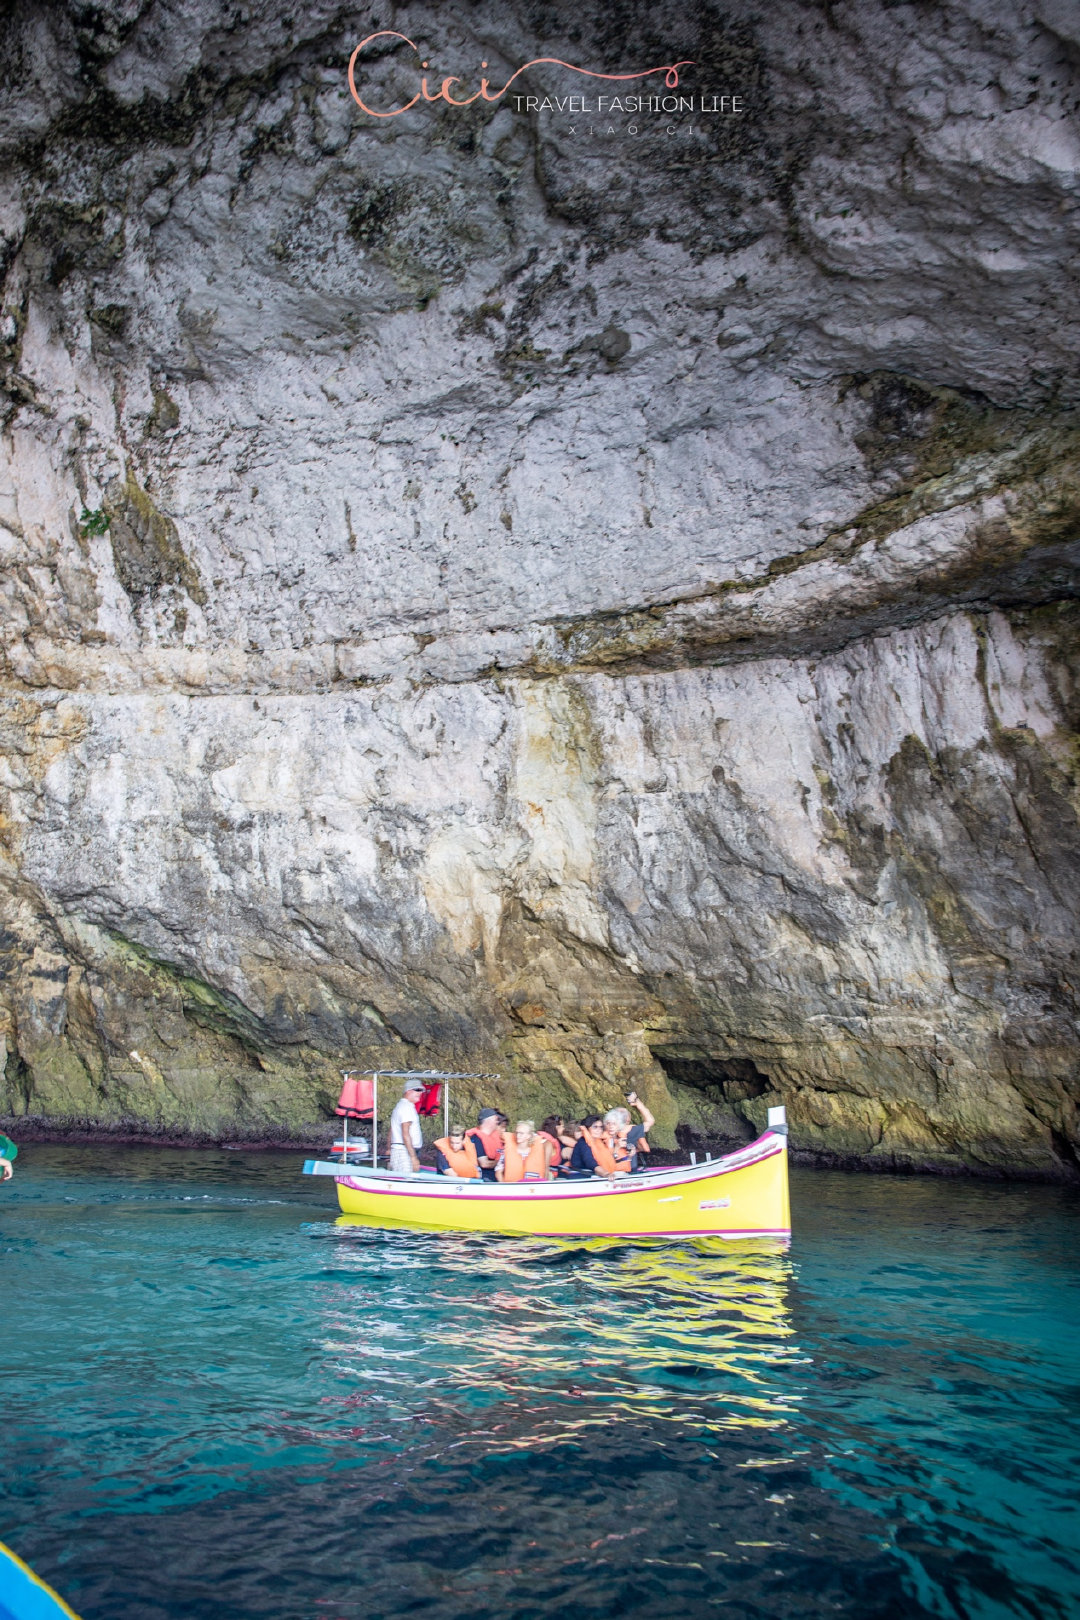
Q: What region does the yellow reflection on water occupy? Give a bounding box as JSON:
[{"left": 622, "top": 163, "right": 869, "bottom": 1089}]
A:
[{"left": 319, "top": 1220, "right": 801, "bottom": 1457}]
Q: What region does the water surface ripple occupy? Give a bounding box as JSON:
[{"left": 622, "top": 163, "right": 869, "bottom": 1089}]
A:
[{"left": 1, "top": 1147, "right": 1078, "bottom": 1619}]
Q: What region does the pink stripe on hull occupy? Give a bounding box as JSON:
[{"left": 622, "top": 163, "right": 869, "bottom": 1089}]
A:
[{"left": 522, "top": 1228, "right": 789, "bottom": 1238}]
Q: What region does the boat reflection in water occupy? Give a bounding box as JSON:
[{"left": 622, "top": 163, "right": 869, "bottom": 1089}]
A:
[{"left": 321, "top": 1220, "right": 801, "bottom": 1455}]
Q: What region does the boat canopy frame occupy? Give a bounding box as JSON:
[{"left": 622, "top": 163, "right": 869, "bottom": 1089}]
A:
[{"left": 337, "top": 1070, "right": 501, "bottom": 1168}]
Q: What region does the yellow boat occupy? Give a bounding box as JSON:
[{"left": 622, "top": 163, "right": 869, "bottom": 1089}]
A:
[{"left": 304, "top": 1106, "right": 790, "bottom": 1241}]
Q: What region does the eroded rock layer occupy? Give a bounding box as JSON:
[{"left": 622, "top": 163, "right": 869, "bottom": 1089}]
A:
[{"left": 0, "top": 0, "right": 1077, "bottom": 1172}]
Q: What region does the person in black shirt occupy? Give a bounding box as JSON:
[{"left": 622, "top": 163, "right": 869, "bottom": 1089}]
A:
[
  {"left": 568, "top": 1118, "right": 601, "bottom": 1176},
  {"left": 568, "top": 1116, "right": 627, "bottom": 1176},
  {"left": 467, "top": 1108, "right": 503, "bottom": 1182}
]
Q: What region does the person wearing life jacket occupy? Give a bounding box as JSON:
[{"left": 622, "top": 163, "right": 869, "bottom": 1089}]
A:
[
  {"left": 433, "top": 1126, "right": 480, "bottom": 1178},
  {"left": 604, "top": 1092, "right": 655, "bottom": 1172},
  {"left": 538, "top": 1115, "right": 570, "bottom": 1175},
  {"left": 467, "top": 1108, "right": 504, "bottom": 1182},
  {"left": 496, "top": 1120, "right": 552, "bottom": 1183},
  {"left": 603, "top": 1107, "right": 645, "bottom": 1172},
  {"left": 569, "top": 1116, "right": 630, "bottom": 1177},
  {"left": 601, "top": 1112, "right": 634, "bottom": 1174}
]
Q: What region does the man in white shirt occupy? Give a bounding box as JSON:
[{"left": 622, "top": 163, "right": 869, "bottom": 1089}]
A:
[{"left": 388, "top": 1078, "right": 425, "bottom": 1174}]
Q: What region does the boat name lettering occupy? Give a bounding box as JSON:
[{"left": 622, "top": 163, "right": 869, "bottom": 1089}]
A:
[{"left": 699, "top": 1198, "right": 732, "bottom": 1210}]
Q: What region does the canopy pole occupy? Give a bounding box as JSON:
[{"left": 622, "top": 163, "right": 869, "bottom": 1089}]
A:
[
  {"left": 372, "top": 1073, "right": 379, "bottom": 1169},
  {"left": 444, "top": 1082, "right": 449, "bottom": 1141}
]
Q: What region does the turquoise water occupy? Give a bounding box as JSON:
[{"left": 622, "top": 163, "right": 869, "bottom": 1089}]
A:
[{"left": 1, "top": 1148, "right": 1078, "bottom": 1620}]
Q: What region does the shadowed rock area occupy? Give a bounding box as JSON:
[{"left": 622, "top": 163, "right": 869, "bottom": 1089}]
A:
[{"left": 0, "top": 0, "right": 1077, "bottom": 1174}]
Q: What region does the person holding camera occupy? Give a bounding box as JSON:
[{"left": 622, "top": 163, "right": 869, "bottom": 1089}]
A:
[{"left": 606, "top": 1091, "right": 655, "bottom": 1172}]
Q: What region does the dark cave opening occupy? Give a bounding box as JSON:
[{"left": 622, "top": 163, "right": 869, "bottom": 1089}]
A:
[
  {"left": 652, "top": 1051, "right": 773, "bottom": 1153},
  {"left": 655, "top": 1052, "right": 771, "bottom": 1100}
]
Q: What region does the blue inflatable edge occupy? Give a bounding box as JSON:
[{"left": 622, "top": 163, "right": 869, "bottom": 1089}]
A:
[{"left": 0, "top": 1543, "right": 82, "bottom": 1620}]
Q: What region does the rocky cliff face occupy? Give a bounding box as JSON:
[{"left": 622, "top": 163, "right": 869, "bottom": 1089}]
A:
[{"left": 1, "top": 0, "right": 1078, "bottom": 1174}]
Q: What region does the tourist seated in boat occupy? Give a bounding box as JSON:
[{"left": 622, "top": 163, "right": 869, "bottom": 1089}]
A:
[
  {"left": 467, "top": 1108, "right": 504, "bottom": 1182},
  {"left": 568, "top": 1116, "right": 630, "bottom": 1177},
  {"left": 433, "top": 1126, "right": 481, "bottom": 1178},
  {"left": 495, "top": 1120, "right": 553, "bottom": 1182},
  {"left": 603, "top": 1111, "right": 635, "bottom": 1169},
  {"left": 538, "top": 1115, "right": 574, "bottom": 1175},
  {"left": 605, "top": 1091, "right": 655, "bottom": 1171}
]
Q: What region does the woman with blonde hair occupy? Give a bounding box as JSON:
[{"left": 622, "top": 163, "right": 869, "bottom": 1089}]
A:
[{"left": 496, "top": 1119, "right": 552, "bottom": 1182}]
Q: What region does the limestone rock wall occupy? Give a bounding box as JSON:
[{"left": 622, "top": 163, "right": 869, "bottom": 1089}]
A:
[{"left": 0, "top": 0, "right": 1077, "bottom": 1171}]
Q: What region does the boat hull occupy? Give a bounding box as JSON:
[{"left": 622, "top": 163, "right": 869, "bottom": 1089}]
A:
[
  {"left": 330, "top": 1132, "right": 790, "bottom": 1239},
  {"left": 0, "top": 1540, "right": 83, "bottom": 1620}
]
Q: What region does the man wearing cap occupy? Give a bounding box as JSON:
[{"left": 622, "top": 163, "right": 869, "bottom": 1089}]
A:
[
  {"left": 467, "top": 1108, "right": 504, "bottom": 1183},
  {"left": 387, "top": 1078, "right": 425, "bottom": 1174}
]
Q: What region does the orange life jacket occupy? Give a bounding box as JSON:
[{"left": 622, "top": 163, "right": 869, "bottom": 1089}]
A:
[
  {"left": 612, "top": 1133, "right": 640, "bottom": 1172},
  {"left": 501, "top": 1136, "right": 549, "bottom": 1182},
  {"left": 434, "top": 1136, "right": 480, "bottom": 1178},
  {"left": 473, "top": 1127, "right": 503, "bottom": 1164},
  {"left": 590, "top": 1136, "right": 629, "bottom": 1175},
  {"left": 537, "top": 1131, "right": 562, "bottom": 1168}
]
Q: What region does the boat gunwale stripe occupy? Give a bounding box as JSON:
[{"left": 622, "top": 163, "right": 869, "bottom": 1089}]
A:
[{"left": 336, "top": 1144, "right": 782, "bottom": 1201}]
